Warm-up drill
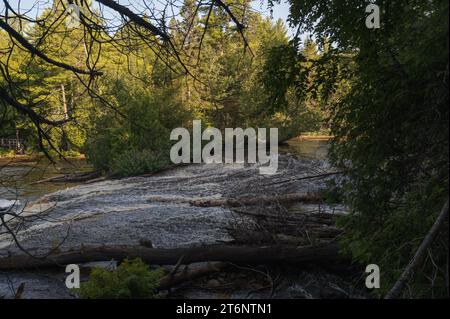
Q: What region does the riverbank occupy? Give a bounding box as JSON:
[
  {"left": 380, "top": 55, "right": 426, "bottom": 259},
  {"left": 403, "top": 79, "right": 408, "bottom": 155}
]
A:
[
  {"left": 0, "top": 153, "right": 86, "bottom": 163},
  {"left": 0, "top": 155, "right": 93, "bottom": 202}
]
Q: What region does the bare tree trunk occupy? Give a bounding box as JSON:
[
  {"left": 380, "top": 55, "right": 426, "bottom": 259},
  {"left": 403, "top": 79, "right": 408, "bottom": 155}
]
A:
[
  {"left": 61, "top": 84, "right": 68, "bottom": 120},
  {"left": 385, "top": 199, "right": 449, "bottom": 299},
  {"left": 0, "top": 243, "right": 343, "bottom": 270},
  {"left": 60, "top": 84, "right": 70, "bottom": 152}
]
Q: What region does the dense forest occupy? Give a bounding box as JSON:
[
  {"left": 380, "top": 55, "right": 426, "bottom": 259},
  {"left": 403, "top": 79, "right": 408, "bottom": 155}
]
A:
[
  {"left": 0, "top": 0, "right": 448, "bottom": 299},
  {"left": 0, "top": 0, "right": 327, "bottom": 173}
]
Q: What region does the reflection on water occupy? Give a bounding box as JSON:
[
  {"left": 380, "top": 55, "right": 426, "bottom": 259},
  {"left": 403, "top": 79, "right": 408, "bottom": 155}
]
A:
[
  {"left": 282, "top": 138, "right": 330, "bottom": 161},
  {"left": 0, "top": 157, "right": 92, "bottom": 201}
]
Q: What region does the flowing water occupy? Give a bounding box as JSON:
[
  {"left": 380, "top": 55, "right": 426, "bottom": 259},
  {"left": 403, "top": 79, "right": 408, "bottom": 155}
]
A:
[
  {"left": 0, "top": 139, "right": 359, "bottom": 299},
  {"left": 0, "top": 139, "right": 329, "bottom": 203}
]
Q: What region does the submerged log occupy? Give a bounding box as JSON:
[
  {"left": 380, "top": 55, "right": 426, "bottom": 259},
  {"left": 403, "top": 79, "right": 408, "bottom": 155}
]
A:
[{"left": 0, "top": 243, "right": 343, "bottom": 270}]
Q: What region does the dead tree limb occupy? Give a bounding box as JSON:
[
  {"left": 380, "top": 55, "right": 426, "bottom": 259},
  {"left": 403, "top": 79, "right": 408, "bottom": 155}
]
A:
[
  {"left": 267, "top": 170, "right": 348, "bottom": 186},
  {"left": 93, "top": 0, "right": 169, "bottom": 41},
  {"left": 385, "top": 198, "right": 449, "bottom": 299},
  {"left": 0, "top": 243, "right": 343, "bottom": 270},
  {"left": 189, "top": 193, "right": 323, "bottom": 207},
  {"left": 0, "top": 86, "right": 69, "bottom": 126}
]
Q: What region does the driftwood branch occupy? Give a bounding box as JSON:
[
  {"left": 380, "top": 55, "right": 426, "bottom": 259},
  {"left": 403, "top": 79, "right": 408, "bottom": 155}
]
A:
[
  {"left": 0, "top": 243, "right": 343, "bottom": 270},
  {"left": 385, "top": 199, "right": 449, "bottom": 299}
]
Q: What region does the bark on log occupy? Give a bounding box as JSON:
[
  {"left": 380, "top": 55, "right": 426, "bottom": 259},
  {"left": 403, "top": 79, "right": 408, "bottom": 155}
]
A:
[
  {"left": 145, "top": 193, "right": 323, "bottom": 207},
  {"left": 0, "top": 243, "right": 343, "bottom": 270},
  {"left": 190, "top": 193, "right": 323, "bottom": 207},
  {"left": 267, "top": 170, "right": 348, "bottom": 186},
  {"left": 385, "top": 199, "right": 449, "bottom": 299},
  {"left": 158, "top": 262, "right": 228, "bottom": 289},
  {"left": 232, "top": 208, "right": 343, "bottom": 222},
  {"left": 232, "top": 210, "right": 342, "bottom": 228}
]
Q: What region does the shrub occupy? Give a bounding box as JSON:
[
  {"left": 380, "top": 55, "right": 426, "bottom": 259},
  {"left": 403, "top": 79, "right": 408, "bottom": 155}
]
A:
[
  {"left": 84, "top": 79, "right": 191, "bottom": 177},
  {"left": 76, "top": 258, "right": 165, "bottom": 299},
  {"left": 0, "top": 148, "right": 15, "bottom": 157},
  {"left": 110, "top": 148, "right": 169, "bottom": 177}
]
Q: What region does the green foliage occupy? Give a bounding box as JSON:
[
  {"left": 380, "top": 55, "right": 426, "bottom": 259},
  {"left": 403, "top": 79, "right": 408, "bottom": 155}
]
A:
[
  {"left": 76, "top": 259, "right": 165, "bottom": 299},
  {"left": 328, "top": 1, "right": 449, "bottom": 296},
  {"left": 320, "top": 179, "right": 343, "bottom": 205},
  {"left": 337, "top": 181, "right": 449, "bottom": 297},
  {"left": 111, "top": 149, "right": 169, "bottom": 178},
  {"left": 0, "top": 148, "right": 16, "bottom": 157},
  {"left": 0, "top": 3, "right": 99, "bottom": 153},
  {"left": 84, "top": 82, "right": 189, "bottom": 176},
  {"left": 80, "top": 4, "right": 314, "bottom": 175},
  {"left": 2, "top": 1, "right": 320, "bottom": 161},
  {"left": 270, "top": 0, "right": 449, "bottom": 297},
  {"left": 261, "top": 43, "right": 308, "bottom": 110},
  {"left": 260, "top": 38, "right": 344, "bottom": 140}
]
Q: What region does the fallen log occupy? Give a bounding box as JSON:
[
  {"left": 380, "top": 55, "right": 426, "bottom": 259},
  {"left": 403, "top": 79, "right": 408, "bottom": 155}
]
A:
[
  {"left": 267, "top": 170, "right": 348, "bottom": 186},
  {"left": 144, "top": 193, "right": 323, "bottom": 207},
  {"left": 31, "top": 170, "right": 102, "bottom": 184},
  {"left": 158, "top": 262, "right": 228, "bottom": 289},
  {"left": 232, "top": 208, "right": 343, "bottom": 225},
  {"left": 83, "top": 176, "right": 107, "bottom": 184},
  {"left": 0, "top": 243, "right": 343, "bottom": 270},
  {"left": 190, "top": 193, "right": 323, "bottom": 207}
]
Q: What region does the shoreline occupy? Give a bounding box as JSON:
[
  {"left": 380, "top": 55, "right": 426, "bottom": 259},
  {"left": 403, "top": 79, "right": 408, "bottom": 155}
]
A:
[
  {"left": 0, "top": 154, "right": 86, "bottom": 166},
  {"left": 294, "top": 134, "right": 334, "bottom": 141}
]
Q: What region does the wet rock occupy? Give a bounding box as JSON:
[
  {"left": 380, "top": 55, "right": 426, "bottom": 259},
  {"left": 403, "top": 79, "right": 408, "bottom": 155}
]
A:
[
  {"left": 0, "top": 199, "right": 16, "bottom": 211},
  {"left": 139, "top": 239, "right": 154, "bottom": 248},
  {"left": 0, "top": 272, "right": 75, "bottom": 299}
]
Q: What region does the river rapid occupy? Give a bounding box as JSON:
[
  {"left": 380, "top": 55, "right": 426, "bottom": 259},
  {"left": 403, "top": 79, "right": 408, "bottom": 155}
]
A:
[{"left": 0, "top": 139, "right": 363, "bottom": 299}]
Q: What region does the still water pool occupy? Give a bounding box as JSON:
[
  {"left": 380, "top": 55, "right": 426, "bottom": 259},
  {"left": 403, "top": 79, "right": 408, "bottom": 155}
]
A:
[{"left": 0, "top": 157, "right": 92, "bottom": 201}]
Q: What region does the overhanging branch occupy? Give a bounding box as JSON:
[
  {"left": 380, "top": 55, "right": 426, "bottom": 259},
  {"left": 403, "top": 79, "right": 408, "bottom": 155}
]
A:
[{"left": 0, "top": 19, "right": 101, "bottom": 75}]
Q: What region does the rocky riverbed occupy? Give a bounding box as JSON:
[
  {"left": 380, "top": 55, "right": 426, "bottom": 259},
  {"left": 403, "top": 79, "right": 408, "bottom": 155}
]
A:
[{"left": 0, "top": 150, "right": 364, "bottom": 299}]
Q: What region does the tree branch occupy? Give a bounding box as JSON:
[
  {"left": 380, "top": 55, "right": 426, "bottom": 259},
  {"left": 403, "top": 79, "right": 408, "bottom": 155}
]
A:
[
  {"left": 0, "top": 19, "right": 101, "bottom": 75},
  {"left": 385, "top": 199, "right": 449, "bottom": 299}
]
